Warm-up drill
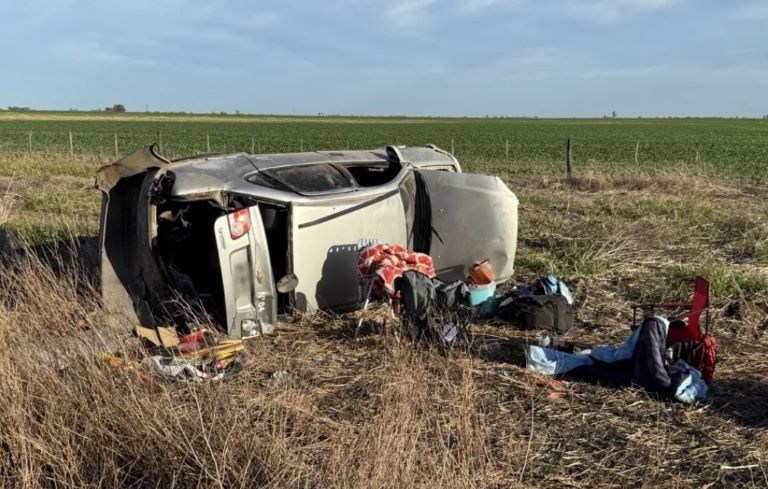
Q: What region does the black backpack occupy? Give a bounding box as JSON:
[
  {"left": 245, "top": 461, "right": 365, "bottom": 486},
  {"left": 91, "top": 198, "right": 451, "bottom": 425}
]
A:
[
  {"left": 499, "top": 294, "right": 574, "bottom": 334},
  {"left": 396, "top": 271, "right": 472, "bottom": 344}
]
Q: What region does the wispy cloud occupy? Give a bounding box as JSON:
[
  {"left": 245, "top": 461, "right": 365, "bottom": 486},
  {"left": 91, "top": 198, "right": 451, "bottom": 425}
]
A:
[
  {"left": 461, "top": 47, "right": 673, "bottom": 83},
  {"left": 244, "top": 11, "right": 280, "bottom": 27},
  {"left": 386, "top": 0, "right": 438, "bottom": 28},
  {"left": 730, "top": 2, "right": 768, "bottom": 20},
  {"left": 563, "top": 0, "right": 682, "bottom": 24},
  {"left": 456, "top": 0, "right": 510, "bottom": 13},
  {"left": 51, "top": 39, "right": 160, "bottom": 67},
  {"left": 576, "top": 64, "right": 672, "bottom": 79},
  {"left": 698, "top": 62, "right": 768, "bottom": 87}
]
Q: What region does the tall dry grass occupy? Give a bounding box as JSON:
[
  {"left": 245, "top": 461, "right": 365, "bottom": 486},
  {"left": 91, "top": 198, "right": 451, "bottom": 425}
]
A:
[
  {"left": 0, "top": 180, "right": 514, "bottom": 488},
  {"left": 0, "top": 238, "right": 510, "bottom": 488}
]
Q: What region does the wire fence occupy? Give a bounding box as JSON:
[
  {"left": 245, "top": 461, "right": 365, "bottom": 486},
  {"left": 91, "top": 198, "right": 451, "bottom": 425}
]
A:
[{"left": 1, "top": 127, "right": 767, "bottom": 180}]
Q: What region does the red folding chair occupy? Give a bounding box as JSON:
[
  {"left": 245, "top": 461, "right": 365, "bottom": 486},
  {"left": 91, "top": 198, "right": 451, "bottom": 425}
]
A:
[{"left": 631, "top": 276, "right": 716, "bottom": 383}]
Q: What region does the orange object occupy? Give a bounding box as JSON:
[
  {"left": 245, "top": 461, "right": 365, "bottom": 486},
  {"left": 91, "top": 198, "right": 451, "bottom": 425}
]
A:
[
  {"left": 467, "top": 259, "right": 494, "bottom": 285},
  {"left": 178, "top": 331, "right": 207, "bottom": 353}
]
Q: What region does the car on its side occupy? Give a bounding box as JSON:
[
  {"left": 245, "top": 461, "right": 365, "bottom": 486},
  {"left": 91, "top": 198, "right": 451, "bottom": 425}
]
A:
[{"left": 97, "top": 144, "right": 518, "bottom": 338}]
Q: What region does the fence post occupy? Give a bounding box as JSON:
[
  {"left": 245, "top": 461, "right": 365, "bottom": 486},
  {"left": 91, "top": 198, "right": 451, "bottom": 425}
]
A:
[
  {"left": 251, "top": 136, "right": 255, "bottom": 154},
  {"left": 505, "top": 139, "right": 509, "bottom": 160},
  {"left": 69, "top": 131, "right": 74, "bottom": 158},
  {"left": 451, "top": 138, "right": 455, "bottom": 155},
  {"left": 300, "top": 137, "right": 304, "bottom": 152},
  {"left": 157, "top": 129, "right": 163, "bottom": 154},
  {"left": 634, "top": 141, "right": 640, "bottom": 164},
  {"left": 27, "top": 131, "right": 32, "bottom": 158},
  {"left": 114, "top": 133, "right": 119, "bottom": 159},
  {"left": 206, "top": 134, "right": 211, "bottom": 153},
  {"left": 566, "top": 137, "right": 573, "bottom": 179}
]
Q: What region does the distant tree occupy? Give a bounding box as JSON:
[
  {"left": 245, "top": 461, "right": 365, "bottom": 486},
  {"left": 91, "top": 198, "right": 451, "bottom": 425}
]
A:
[
  {"left": 112, "top": 104, "right": 126, "bottom": 113},
  {"left": 611, "top": 111, "right": 617, "bottom": 118}
]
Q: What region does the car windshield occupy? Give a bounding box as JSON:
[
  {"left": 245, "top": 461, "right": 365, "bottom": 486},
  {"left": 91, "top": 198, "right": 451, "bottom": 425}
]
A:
[{"left": 265, "top": 165, "right": 352, "bottom": 194}]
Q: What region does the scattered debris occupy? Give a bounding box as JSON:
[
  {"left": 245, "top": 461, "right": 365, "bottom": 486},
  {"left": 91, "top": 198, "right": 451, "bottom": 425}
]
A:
[
  {"left": 467, "top": 259, "right": 494, "bottom": 285},
  {"left": 99, "top": 327, "right": 248, "bottom": 382},
  {"left": 135, "top": 325, "right": 180, "bottom": 348},
  {"left": 312, "top": 354, "right": 327, "bottom": 365},
  {"left": 267, "top": 370, "right": 296, "bottom": 387},
  {"left": 98, "top": 352, "right": 142, "bottom": 370}
]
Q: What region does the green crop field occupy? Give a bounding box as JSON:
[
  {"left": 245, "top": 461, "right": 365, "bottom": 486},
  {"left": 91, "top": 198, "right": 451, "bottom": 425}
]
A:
[
  {"left": 1, "top": 111, "right": 768, "bottom": 181},
  {"left": 1, "top": 111, "right": 767, "bottom": 243}
]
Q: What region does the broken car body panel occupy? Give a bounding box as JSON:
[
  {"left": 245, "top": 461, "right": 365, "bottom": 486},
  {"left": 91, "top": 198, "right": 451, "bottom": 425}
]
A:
[
  {"left": 418, "top": 170, "right": 518, "bottom": 283},
  {"left": 96, "top": 144, "right": 516, "bottom": 339},
  {"left": 97, "top": 146, "right": 170, "bottom": 329}
]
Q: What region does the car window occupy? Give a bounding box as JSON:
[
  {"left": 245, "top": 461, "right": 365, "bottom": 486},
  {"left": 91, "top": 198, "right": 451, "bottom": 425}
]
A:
[
  {"left": 342, "top": 160, "right": 402, "bottom": 187},
  {"left": 245, "top": 171, "right": 285, "bottom": 190},
  {"left": 265, "top": 165, "right": 352, "bottom": 193}
]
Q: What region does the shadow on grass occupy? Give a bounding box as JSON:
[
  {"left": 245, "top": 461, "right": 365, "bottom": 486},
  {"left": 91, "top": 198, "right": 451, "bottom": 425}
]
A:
[
  {"left": 708, "top": 377, "right": 768, "bottom": 428},
  {"left": 470, "top": 332, "right": 530, "bottom": 366},
  {"left": 1, "top": 234, "right": 100, "bottom": 295}
]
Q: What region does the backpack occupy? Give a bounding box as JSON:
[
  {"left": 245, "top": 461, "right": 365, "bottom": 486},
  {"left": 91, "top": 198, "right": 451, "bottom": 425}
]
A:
[
  {"left": 396, "top": 271, "right": 472, "bottom": 344},
  {"left": 669, "top": 333, "right": 717, "bottom": 384},
  {"left": 499, "top": 294, "right": 574, "bottom": 334}
]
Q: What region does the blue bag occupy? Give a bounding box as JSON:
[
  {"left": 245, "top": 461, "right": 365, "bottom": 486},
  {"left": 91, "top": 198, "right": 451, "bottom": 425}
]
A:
[{"left": 532, "top": 274, "right": 574, "bottom": 305}]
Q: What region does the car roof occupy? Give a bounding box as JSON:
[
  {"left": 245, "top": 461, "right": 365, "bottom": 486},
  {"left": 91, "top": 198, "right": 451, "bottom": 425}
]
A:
[
  {"left": 164, "top": 145, "right": 459, "bottom": 200},
  {"left": 170, "top": 145, "right": 457, "bottom": 171}
]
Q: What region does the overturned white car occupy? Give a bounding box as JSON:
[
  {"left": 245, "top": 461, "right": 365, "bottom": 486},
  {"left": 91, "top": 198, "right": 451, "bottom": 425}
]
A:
[{"left": 97, "top": 144, "right": 518, "bottom": 338}]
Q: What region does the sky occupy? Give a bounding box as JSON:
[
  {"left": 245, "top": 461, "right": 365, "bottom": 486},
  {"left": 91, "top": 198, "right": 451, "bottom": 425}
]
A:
[{"left": 1, "top": 0, "right": 767, "bottom": 117}]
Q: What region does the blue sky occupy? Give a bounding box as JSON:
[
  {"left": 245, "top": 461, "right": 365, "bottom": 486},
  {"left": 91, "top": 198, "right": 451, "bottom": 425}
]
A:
[{"left": 2, "top": 0, "right": 767, "bottom": 116}]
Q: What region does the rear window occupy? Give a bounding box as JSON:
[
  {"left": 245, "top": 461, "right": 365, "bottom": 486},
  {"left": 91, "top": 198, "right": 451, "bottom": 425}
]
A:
[
  {"left": 245, "top": 172, "right": 284, "bottom": 189},
  {"left": 265, "top": 165, "right": 352, "bottom": 194}
]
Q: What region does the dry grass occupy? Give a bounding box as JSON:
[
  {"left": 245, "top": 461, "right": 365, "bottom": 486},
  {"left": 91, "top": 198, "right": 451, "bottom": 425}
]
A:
[{"left": 1, "top": 170, "right": 767, "bottom": 488}]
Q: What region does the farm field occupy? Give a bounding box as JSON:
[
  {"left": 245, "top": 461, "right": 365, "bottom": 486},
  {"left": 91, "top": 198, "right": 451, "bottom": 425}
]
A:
[
  {"left": 0, "top": 112, "right": 767, "bottom": 487},
  {"left": 1, "top": 111, "right": 768, "bottom": 179},
  {"left": 1, "top": 112, "right": 767, "bottom": 244}
]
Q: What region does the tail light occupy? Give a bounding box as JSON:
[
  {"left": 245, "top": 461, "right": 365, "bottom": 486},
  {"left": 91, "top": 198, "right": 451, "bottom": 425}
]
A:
[{"left": 227, "top": 208, "right": 251, "bottom": 240}]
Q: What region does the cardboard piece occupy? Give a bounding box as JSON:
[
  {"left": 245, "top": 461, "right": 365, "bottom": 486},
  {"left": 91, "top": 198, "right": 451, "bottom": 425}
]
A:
[{"left": 135, "top": 325, "right": 180, "bottom": 347}]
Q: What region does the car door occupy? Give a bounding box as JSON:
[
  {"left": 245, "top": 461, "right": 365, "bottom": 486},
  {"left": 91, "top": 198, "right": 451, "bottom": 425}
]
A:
[
  {"left": 290, "top": 186, "right": 409, "bottom": 312},
  {"left": 213, "top": 205, "right": 277, "bottom": 338},
  {"left": 416, "top": 170, "right": 518, "bottom": 284}
]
